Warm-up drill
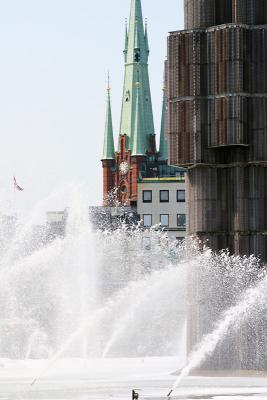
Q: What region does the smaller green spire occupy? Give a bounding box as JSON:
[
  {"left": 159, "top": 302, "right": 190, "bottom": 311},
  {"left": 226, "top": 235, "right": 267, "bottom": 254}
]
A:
[
  {"left": 131, "top": 81, "right": 146, "bottom": 156},
  {"left": 102, "top": 74, "right": 115, "bottom": 160},
  {"left": 159, "top": 87, "right": 168, "bottom": 160}
]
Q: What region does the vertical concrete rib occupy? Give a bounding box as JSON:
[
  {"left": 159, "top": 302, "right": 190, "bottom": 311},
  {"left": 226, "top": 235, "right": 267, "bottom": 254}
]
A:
[{"left": 168, "top": 0, "right": 267, "bottom": 370}]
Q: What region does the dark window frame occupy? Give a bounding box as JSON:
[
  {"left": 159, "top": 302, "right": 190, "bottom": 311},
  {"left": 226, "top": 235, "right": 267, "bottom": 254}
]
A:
[
  {"left": 142, "top": 237, "right": 151, "bottom": 250},
  {"left": 176, "top": 237, "right": 185, "bottom": 247},
  {"left": 142, "top": 190, "right": 152, "bottom": 203},
  {"left": 160, "top": 214, "right": 169, "bottom": 227},
  {"left": 143, "top": 214, "right": 152, "bottom": 227},
  {"left": 177, "top": 189, "right": 185, "bottom": 202},
  {"left": 177, "top": 213, "right": 186, "bottom": 228},
  {"left": 160, "top": 190, "right": 169, "bottom": 203}
]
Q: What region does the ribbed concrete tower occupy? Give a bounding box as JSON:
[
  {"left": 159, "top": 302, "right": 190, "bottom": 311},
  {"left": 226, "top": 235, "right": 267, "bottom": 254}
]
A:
[
  {"left": 168, "top": 0, "right": 267, "bottom": 261},
  {"left": 159, "top": 87, "right": 168, "bottom": 161},
  {"left": 167, "top": 0, "right": 267, "bottom": 371}
]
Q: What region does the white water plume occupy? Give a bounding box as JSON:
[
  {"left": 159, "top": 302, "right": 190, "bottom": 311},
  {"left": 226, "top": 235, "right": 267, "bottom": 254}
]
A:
[
  {"left": 31, "top": 259, "right": 189, "bottom": 384},
  {"left": 101, "top": 261, "right": 189, "bottom": 358},
  {"left": 167, "top": 270, "right": 267, "bottom": 397},
  {"left": 0, "top": 186, "right": 266, "bottom": 385}
]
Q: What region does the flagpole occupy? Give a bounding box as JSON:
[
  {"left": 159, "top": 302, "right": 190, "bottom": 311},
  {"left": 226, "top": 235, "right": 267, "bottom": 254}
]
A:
[
  {"left": 13, "top": 176, "right": 24, "bottom": 218},
  {"left": 13, "top": 176, "right": 17, "bottom": 218}
]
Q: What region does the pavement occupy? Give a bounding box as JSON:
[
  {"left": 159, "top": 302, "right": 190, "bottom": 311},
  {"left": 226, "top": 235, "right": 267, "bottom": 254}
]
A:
[{"left": 0, "top": 358, "right": 266, "bottom": 400}]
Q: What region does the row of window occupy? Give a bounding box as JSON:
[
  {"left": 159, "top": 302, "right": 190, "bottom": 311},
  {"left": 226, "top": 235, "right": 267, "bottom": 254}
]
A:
[
  {"left": 143, "top": 214, "right": 186, "bottom": 228},
  {"left": 142, "top": 236, "right": 185, "bottom": 250},
  {"left": 143, "top": 190, "right": 185, "bottom": 203}
]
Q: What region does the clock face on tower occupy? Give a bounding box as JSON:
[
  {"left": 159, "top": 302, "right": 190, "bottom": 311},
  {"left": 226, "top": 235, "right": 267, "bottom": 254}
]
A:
[{"left": 119, "top": 161, "right": 129, "bottom": 175}]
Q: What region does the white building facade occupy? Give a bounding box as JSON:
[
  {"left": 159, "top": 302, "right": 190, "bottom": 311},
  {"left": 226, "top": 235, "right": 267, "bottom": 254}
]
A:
[{"left": 137, "top": 176, "right": 186, "bottom": 241}]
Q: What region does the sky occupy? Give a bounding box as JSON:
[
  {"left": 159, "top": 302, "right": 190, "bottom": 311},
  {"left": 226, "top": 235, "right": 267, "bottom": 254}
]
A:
[{"left": 0, "top": 0, "right": 184, "bottom": 215}]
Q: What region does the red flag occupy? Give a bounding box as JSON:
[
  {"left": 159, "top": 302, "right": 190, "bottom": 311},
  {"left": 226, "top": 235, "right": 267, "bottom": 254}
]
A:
[{"left": 13, "top": 176, "right": 24, "bottom": 191}]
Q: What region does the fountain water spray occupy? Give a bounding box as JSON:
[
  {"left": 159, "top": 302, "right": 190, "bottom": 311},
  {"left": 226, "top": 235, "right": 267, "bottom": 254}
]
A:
[
  {"left": 102, "top": 260, "right": 190, "bottom": 358},
  {"left": 30, "top": 260, "right": 187, "bottom": 385},
  {"left": 0, "top": 186, "right": 266, "bottom": 395},
  {"left": 167, "top": 271, "right": 267, "bottom": 397},
  {"left": 30, "top": 307, "right": 104, "bottom": 386}
]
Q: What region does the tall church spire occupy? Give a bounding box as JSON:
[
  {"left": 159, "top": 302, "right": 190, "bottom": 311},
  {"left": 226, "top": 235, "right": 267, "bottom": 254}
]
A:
[
  {"left": 127, "top": 0, "right": 147, "bottom": 64},
  {"left": 132, "top": 81, "right": 146, "bottom": 156},
  {"left": 102, "top": 76, "right": 115, "bottom": 160},
  {"left": 119, "top": 0, "right": 155, "bottom": 154},
  {"left": 159, "top": 87, "right": 168, "bottom": 161},
  {"left": 124, "top": 19, "right": 128, "bottom": 63},
  {"left": 102, "top": 0, "right": 160, "bottom": 207},
  {"left": 144, "top": 19, "right": 149, "bottom": 55}
]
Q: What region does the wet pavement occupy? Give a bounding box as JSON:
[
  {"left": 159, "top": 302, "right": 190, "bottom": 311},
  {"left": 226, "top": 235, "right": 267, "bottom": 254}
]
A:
[
  {"left": 0, "top": 359, "right": 266, "bottom": 400},
  {"left": 0, "top": 377, "right": 267, "bottom": 400}
]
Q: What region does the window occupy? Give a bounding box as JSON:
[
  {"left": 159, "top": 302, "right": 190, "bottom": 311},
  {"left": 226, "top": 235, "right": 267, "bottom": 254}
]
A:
[
  {"left": 176, "top": 171, "right": 185, "bottom": 178},
  {"left": 143, "top": 190, "right": 152, "bottom": 203},
  {"left": 125, "top": 90, "right": 130, "bottom": 102},
  {"left": 176, "top": 237, "right": 185, "bottom": 247},
  {"left": 160, "top": 190, "right": 169, "bottom": 202},
  {"left": 142, "top": 237, "right": 151, "bottom": 250},
  {"left": 177, "top": 190, "right": 185, "bottom": 202},
  {"left": 134, "top": 49, "right": 141, "bottom": 62},
  {"left": 143, "top": 214, "right": 152, "bottom": 227},
  {"left": 160, "top": 214, "right": 169, "bottom": 227},
  {"left": 177, "top": 214, "right": 186, "bottom": 227}
]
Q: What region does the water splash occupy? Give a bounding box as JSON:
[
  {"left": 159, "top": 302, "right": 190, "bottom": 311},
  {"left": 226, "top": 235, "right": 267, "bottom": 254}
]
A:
[
  {"left": 0, "top": 186, "right": 266, "bottom": 384},
  {"left": 102, "top": 262, "right": 189, "bottom": 358},
  {"left": 167, "top": 271, "right": 267, "bottom": 397},
  {"left": 25, "top": 329, "right": 50, "bottom": 359},
  {"left": 31, "top": 260, "right": 188, "bottom": 384}
]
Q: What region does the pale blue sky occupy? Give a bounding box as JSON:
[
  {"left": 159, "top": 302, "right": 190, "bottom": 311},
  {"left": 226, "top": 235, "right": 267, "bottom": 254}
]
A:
[{"left": 0, "top": 0, "right": 184, "bottom": 214}]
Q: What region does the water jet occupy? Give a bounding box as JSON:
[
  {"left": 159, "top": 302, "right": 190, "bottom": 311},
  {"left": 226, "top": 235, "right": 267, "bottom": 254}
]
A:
[{"left": 0, "top": 188, "right": 266, "bottom": 399}]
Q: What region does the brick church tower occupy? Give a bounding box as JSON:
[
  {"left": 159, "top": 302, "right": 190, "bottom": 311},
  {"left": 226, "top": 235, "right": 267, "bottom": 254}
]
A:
[{"left": 101, "top": 0, "right": 166, "bottom": 207}]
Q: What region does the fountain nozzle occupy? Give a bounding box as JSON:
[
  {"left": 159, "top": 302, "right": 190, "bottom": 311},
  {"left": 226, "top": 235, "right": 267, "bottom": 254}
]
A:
[
  {"left": 30, "top": 378, "right": 37, "bottom": 386},
  {"left": 132, "top": 389, "right": 139, "bottom": 399}
]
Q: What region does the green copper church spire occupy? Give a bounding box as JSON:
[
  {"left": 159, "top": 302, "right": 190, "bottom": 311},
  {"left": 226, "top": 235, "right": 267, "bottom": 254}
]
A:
[
  {"left": 144, "top": 19, "right": 149, "bottom": 55},
  {"left": 132, "top": 81, "right": 146, "bottom": 156},
  {"left": 119, "top": 0, "right": 155, "bottom": 154},
  {"left": 102, "top": 76, "right": 115, "bottom": 160},
  {"left": 159, "top": 87, "right": 168, "bottom": 160},
  {"left": 124, "top": 19, "right": 128, "bottom": 63}
]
